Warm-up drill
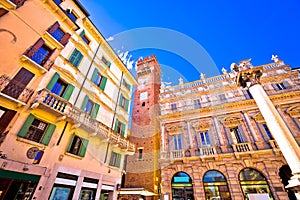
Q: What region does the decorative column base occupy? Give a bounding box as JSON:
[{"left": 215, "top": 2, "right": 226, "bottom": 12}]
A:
[{"left": 286, "top": 174, "right": 300, "bottom": 199}]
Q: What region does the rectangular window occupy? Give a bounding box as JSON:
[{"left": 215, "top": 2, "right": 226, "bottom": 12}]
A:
[
  {"left": 174, "top": 134, "right": 183, "bottom": 150},
  {"left": 263, "top": 124, "right": 273, "bottom": 140},
  {"left": 17, "top": 114, "right": 56, "bottom": 145},
  {"left": 230, "top": 127, "right": 243, "bottom": 143},
  {"left": 109, "top": 152, "right": 121, "bottom": 168},
  {"left": 138, "top": 148, "right": 143, "bottom": 159},
  {"left": 0, "top": 106, "right": 16, "bottom": 135},
  {"left": 46, "top": 72, "right": 74, "bottom": 101},
  {"left": 67, "top": 135, "right": 89, "bottom": 157},
  {"left": 246, "top": 90, "right": 253, "bottom": 99},
  {"left": 47, "top": 21, "right": 71, "bottom": 46},
  {"left": 2, "top": 68, "right": 34, "bottom": 100},
  {"left": 219, "top": 94, "right": 227, "bottom": 101},
  {"left": 53, "top": 0, "right": 63, "bottom": 5},
  {"left": 81, "top": 96, "right": 100, "bottom": 119},
  {"left": 80, "top": 31, "right": 90, "bottom": 45},
  {"left": 68, "top": 48, "right": 83, "bottom": 67},
  {"left": 123, "top": 79, "right": 131, "bottom": 91},
  {"left": 200, "top": 131, "right": 210, "bottom": 147},
  {"left": 273, "top": 81, "right": 291, "bottom": 90},
  {"left": 101, "top": 56, "right": 111, "bottom": 68},
  {"left": 119, "top": 94, "right": 129, "bottom": 111},
  {"left": 194, "top": 99, "right": 201, "bottom": 109},
  {"left": 92, "top": 71, "right": 103, "bottom": 87},
  {"left": 32, "top": 44, "right": 52, "bottom": 66},
  {"left": 67, "top": 10, "right": 78, "bottom": 23},
  {"left": 171, "top": 103, "right": 177, "bottom": 110},
  {"left": 114, "top": 119, "right": 126, "bottom": 136}
]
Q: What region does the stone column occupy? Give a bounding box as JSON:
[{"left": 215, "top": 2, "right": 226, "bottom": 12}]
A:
[
  {"left": 242, "top": 111, "right": 266, "bottom": 149},
  {"left": 235, "top": 65, "right": 300, "bottom": 197}
]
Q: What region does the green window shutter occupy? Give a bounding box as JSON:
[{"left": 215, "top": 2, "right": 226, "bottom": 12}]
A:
[
  {"left": 91, "top": 68, "right": 98, "bottom": 83},
  {"left": 67, "top": 134, "right": 75, "bottom": 152},
  {"left": 68, "top": 49, "right": 79, "bottom": 63},
  {"left": 62, "top": 84, "right": 74, "bottom": 101},
  {"left": 121, "top": 123, "right": 125, "bottom": 137},
  {"left": 17, "top": 114, "right": 35, "bottom": 137},
  {"left": 125, "top": 99, "right": 129, "bottom": 112},
  {"left": 100, "top": 76, "right": 107, "bottom": 91},
  {"left": 119, "top": 94, "right": 123, "bottom": 106},
  {"left": 79, "top": 139, "right": 89, "bottom": 157},
  {"left": 107, "top": 61, "right": 111, "bottom": 68},
  {"left": 127, "top": 84, "right": 131, "bottom": 91},
  {"left": 80, "top": 95, "right": 89, "bottom": 110},
  {"left": 41, "top": 124, "right": 56, "bottom": 145},
  {"left": 73, "top": 52, "right": 83, "bottom": 68},
  {"left": 91, "top": 103, "right": 100, "bottom": 119},
  {"left": 80, "top": 30, "right": 85, "bottom": 38},
  {"left": 46, "top": 72, "right": 60, "bottom": 91},
  {"left": 114, "top": 119, "right": 119, "bottom": 132},
  {"left": 116, "top": 154, "right": 121, "bottom": 168}
]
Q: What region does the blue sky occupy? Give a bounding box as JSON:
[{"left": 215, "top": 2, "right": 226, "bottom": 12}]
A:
[{"left": 80, "top": 1, "right": 300, "bottom": 85}]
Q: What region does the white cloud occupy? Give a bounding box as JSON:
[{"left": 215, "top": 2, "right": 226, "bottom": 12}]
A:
[
  {"left": 118, "top": 50, "right": 135, "bottom": 70},
  {"left": 106, "top": 36, "right": 114, "bottom": 41}
]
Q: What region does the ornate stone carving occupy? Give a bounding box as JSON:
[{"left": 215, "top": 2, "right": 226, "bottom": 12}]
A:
[
  {"left": 252, "top": 112, "right": 265, "bottom": 123},
  {"left": 286, "top": 105, "right": 300, "bottom": 118},
  {"left": 165, "top": 122, "right": 186, "bottom": 134},
  {"left": 221, "top": 115, "right": 242, "bottom": 127}
]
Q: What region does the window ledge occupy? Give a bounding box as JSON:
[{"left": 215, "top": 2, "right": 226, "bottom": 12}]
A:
[
  {"left": 64, "top": 152, "right": 83, "bottom": 160},
  {"left": 0, "top": 0, "right": 16, "bottom": 10},
  {"left": 0, "top": 92, "right": 26, "bottom": 106},
  {"left": 43, "top": 32, "right": 64, "bottom": 50},
  {"left": 20, "top": 55, "right": 48, "bottom": 74},
  {"left": 16, "top": 137, "right": 46, "bottom": 149}
]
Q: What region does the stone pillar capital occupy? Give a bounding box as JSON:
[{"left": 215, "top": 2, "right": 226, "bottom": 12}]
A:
[{"left": 235, "top": 66, "right": 263, "bottom": 88}]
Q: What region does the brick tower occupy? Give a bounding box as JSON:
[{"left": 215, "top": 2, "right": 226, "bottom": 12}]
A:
[{"left": 123, "top": 55, "right": 161, "bottom": 199}]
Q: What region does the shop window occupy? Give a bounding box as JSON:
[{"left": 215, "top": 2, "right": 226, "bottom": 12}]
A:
[
  {"left": 203, "top": 170, "right": 231, "bottom": 200},
  {"left": 17, "top": 114, "right": 56, "bottom": 145},
  {"left": 239, "top": 168, "right": 274, "bottom": 199},
  {"left": 67, "top": 134, "right": 89, "bottom": 157},
  {"left": 171, "top": 172, "right": 194, "bottom": 200}
]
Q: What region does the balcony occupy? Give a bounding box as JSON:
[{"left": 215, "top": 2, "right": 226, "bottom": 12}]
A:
[
  {"left": 21, "top": 49, "right": 55, "bottom": 73},
  {"left": 170, "top": 149, "right": 184, "bottom": 160},
  {"left": 232, "top": 142, "right": 252, "bottom": 153},
  {"left": 31, "top": 88, "right": 72, "bottom": 115},
  {"left": 0, "top": 74, "right": 33, "bottom": 104},
  {"left": 67, "top": 107, "right": 135, "bottom": 153},
  {"left": 199, "top": 146, "right": 217, "bottom": 156}
]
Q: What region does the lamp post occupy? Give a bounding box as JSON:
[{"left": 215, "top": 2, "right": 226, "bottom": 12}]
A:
[{"left": 231, "top": 57, "right": 300, "bottom": 198}]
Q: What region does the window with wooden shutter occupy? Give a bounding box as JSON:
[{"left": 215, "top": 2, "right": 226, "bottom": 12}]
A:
[
  {"left": 47, "top": 21, "right": 71, "bottom": 46},
  {"left": 67, "top": 134, "right": 89, "bottom": 157},
  {"left": 0, "top": 107, "right": 16, "bottom": 135},
  {"left": 68, "top": 48, "right": 83, "bottom": 68},
  {"left": 109, "top": 152, "right": 121, "bottom": 168},
  {"left": 17, "top": 114, "right": 56, "bottom": 145},
  {"left": 100, "top": 76, "right": 107, "bottom": 91}
]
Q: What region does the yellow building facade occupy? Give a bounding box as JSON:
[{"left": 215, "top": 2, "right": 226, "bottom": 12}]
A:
[
  {"left": 0, "top": 0, "right": 136, "bottom": 199},
  {"left": 159, "top": 58, "right": 300, "bottom": 200}
]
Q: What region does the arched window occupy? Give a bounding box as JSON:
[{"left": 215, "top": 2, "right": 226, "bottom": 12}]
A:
[
  {"left": 203, "top": 170, "right": 231, "bottom": 200},
  {"left": 239, "top": 168, "right": 273, "bottom": 200},
  {"left": 172, "top": 172, "right": 194, "bottom": 200}
]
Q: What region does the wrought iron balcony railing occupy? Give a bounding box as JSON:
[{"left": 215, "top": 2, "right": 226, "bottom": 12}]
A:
[{"left": 0, "top": 75, "right": 34, "bottom": 103}]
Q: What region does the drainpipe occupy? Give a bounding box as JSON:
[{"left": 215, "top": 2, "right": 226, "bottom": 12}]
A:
[
  {"left": 57, "top": 43, "right": 101, "bottom": 145},
  {"left": 104, "top": 72, "right": 124, "bottom": 163}
]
